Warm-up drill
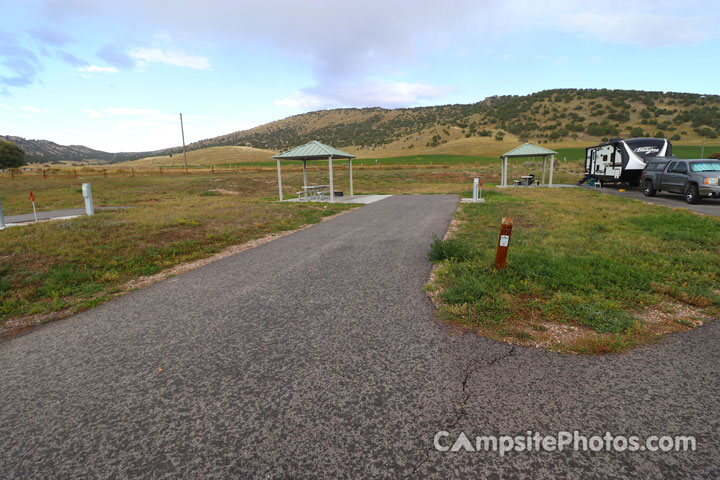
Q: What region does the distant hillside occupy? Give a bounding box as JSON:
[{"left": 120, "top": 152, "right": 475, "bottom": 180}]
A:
[
  {"left": 4, "top": 89, "right": 720, "bottom": 164},
  {"left": 0, "top": 135, "right": 144, "bottom": 165},
  {"left": 197, "top": 89, "right": 719, "bottom": 153}
]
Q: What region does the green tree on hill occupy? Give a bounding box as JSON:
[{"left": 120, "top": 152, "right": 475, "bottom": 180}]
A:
[{"left": 0, "top": 140, "right": 25, "bottom": 168}]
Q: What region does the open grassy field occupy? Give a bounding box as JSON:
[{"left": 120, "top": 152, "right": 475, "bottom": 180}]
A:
[
  {"left": 109, "top": 142, "right": 720, "bottom": 172},
  {"left": 427, "top": 189, "right": 720, "bottom": 354},
  {"left": 117, "top": 145, "right": 276, "bottom": 167}
]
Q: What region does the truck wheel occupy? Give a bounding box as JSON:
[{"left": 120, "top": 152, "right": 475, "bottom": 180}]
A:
[
  {"left": 686, "top": 184, "right": 700, "bottom": 204},
  {"left": 643, "top": 181, "right": 657, "bottom": 197}
]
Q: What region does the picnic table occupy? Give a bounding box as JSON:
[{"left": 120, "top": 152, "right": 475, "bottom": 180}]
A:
[{"left": 298, "top": 185, "right": 330, "bottom": 201}]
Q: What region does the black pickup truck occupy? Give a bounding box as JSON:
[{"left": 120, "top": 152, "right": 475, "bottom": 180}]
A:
[{"left": 640, "top": 158, "right": 720, "bottom": 204}]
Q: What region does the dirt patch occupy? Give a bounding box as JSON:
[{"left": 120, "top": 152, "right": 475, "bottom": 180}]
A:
[{"left": 209, "top": 188, "right": 241, "bottom": 195}]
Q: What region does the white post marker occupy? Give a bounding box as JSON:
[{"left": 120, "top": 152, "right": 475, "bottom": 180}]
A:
[
  {"left": 549, "top": 154, "right": 555, "bottom": 187},
  {"left": 0, "top": 199, "right": 5, "bottom": 229},
  {"left": 473, "top": 178, "right": 479, "bottom": 202},
  {"left": 541, "top": 157, "right": 547, "bottom": 185},
  {"left": 82, "top": 183, "right": 95, "bottom": 216}
]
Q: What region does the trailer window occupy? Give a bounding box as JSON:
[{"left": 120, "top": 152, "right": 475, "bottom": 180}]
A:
[
  {"left": 666, "top": 161, "right": 677, "bottom": 172},
  {"left": 690, "top": 161, "right": 720, "bottom": 172}
]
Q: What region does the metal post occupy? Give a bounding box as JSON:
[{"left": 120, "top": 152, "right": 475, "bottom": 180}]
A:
[
  {"left": 276, "top": 159, "right": 283, "bottom": 201},
  {"left": 541, "top": 157, "right": 547, "bottom": 185},
  {"left": 701, "top": 136, "right": 706, "bottom": 159},
  {"left": 501, "top": 157, "right": 505, "bottom": 186},
  {"left": 328, "top": 155, "right": 335, "bottom": 203},
  {"left": 0, "top": 199, "right": 5, "bottom": 229},
  {"left": 503, "top": 157, "right": 508, "bottom": 186},
  {"left": 473, "top": 178, "right": 479, "bottom": 202},
  {"left": 549, "top": 154, "right": 554, "bottom": 187},
  {"left": 349, "top": 158, "right": 353, "bottom": 198},
  {"left": 180, "top": 113, "right": 188, "bottom": 170},
  {"left": 82, "top": 183, "right": 95, "bottom": 216},
  {"left": 302, "top": 160, "right": 308, "bottom": 190}
]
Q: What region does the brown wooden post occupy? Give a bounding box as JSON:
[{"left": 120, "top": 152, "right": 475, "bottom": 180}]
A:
[
  {"left": 131, "top": 168, "right": 134, "bottom": 177},
  {"left": 494, "top": 217, "right": 514, "bottom": 270},
  {"left": 103, "top": 168, "right": 107, "bottom": 177},
  {"left": 159, "top": 167, "right": 163, "bottom": 175},
  {"left": 211, "top": 165, "right": 214, "bottom": 173},
  {"left": 10, "top": 170, "right": 14, "bottom": 179},
  {"left": 42, "top": 169, "right": 47, "bottom": 179}
]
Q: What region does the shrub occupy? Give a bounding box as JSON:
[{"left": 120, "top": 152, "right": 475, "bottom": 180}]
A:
[{"left": 427, "top": 236, "right": 472, "bottom": 262}]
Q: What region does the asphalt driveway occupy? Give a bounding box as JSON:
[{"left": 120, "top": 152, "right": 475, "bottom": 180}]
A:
[
  {"left": 581, "top": 185, "right": 720, "bottom": 217},
  {"left": 1, "top": 195, "right": 718, "bottom": 478}
]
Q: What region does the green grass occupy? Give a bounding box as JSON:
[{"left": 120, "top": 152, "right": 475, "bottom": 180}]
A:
[
  {"left": 673, "top": 145, "right": 720, "bottom": 159},
  {"left": 429, "top": 188, "right": 720, "bottom": 353},
  {"left": 0, "top": 174, "right": 353, "bottom": 326}
]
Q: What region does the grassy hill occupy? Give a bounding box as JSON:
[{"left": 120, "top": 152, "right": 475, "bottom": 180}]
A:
[
  {"left": 147, "top": 88, "right": 720, "bottom": 161},
  {"left": 6, "top": 88, "right": 720, "bottom": 165}
]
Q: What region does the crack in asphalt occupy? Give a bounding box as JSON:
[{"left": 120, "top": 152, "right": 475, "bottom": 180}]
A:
[{"left": 404, "top": 343, "right": 516, "bottom": 478}]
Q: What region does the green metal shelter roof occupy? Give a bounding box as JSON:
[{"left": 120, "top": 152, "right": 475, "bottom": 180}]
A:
[
  {"left": 501, "top": 143, "right": 557, "bottom": 158},
  {"left": 273, "top": 140, "right": 356, "bottom": 160}
]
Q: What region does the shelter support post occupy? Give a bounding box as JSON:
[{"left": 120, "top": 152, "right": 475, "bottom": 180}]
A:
[
  {"left": 549, "top": 154, "right": 554, "bottom": 187},
  {"left": 500, "top": 156, "right": 504, "bottom": 186},
  {"left": 349, "top": 158, "right": 353, "bottom": 197},
  {"left": 303, "top": 160, "right": 307, "bottom": 190},
  {"left": 277, "top": 159, "right": 283, "bottom": 201},
  {"left": 328, "top": 155, "right": 335, "bottom": 203},
  {"left": 502, "top": 156, "right": 508, "bottom": 187},
  {"left": 542, "top": 157, "right": 547, "bottom": 185}
]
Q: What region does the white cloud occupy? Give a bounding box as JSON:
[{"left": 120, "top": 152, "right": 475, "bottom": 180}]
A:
[
  {"left": 275, "top": 80, "right": 451, "bottom": 110},
  {"left": 129, "top": 48, "right": 210, "bottom": 70},
  {"left": 560, "top": 11, "right": 714, "bottom": 46},
  {"left": 0, "top": 104, "right": 12, "bottom": 110},
  {"left": 274, "top": 91, "right": 328, "bottom": 110},
  {"left": 83, "top": 108, "right": 103, "bottom": 118},
  {"left": 21, "top": 105, "right": 48, "bottom": 113},
  {"left": 78, "top": 65, "right": 118, "bottom": 73},
  {"left": 494, "top": 1, "right": 718, "bottom": 46}
]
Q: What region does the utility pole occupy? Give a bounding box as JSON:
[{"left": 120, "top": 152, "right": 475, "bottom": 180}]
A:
[{"left": 180, "top": 113, "right": 188, "bottom": 169}]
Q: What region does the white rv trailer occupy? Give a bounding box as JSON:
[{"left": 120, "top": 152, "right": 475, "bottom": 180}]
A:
[{"left": 584, "top": 137, "right": 672, "bottom": 186}]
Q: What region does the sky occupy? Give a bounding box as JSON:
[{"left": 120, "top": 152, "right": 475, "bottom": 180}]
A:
[{"left": 1, "top": 0, "right": 719, "bottom": 153}]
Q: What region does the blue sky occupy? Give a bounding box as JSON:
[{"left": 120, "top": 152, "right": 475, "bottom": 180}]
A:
[{"left": 1, "top": 0, "right": 719, "bottom": 152}]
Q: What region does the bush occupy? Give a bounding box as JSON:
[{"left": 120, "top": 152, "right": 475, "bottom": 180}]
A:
[
  {"left": 427, "top": 236, "right": 472, "bottom": 262},
  {"left": 630, "top": 127, "right": 644, "bottom": 137}
]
